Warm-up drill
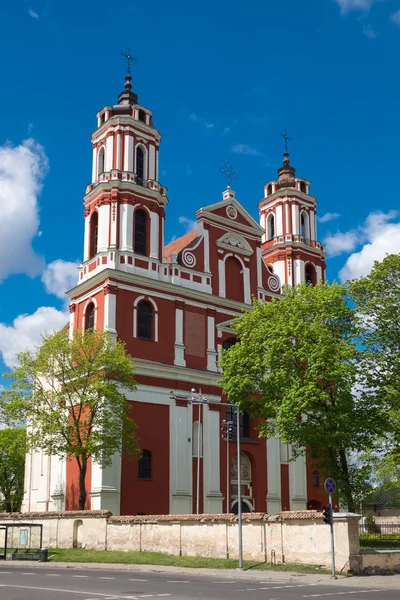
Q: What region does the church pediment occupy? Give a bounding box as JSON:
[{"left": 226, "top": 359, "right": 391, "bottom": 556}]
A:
[
  {"left": 195, "top": 190, "right": 264, "bottom": 235},
  {"left": 216, "top": 232, "right": 253, "bottom": 256}
]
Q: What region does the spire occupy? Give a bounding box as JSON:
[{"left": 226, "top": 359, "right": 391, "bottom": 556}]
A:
[
  {"left": 118, "top": 49, "right": 138, "bottom": 106},
  {"left": 277, "top": 151, "right": 296, "bottom": 188}
]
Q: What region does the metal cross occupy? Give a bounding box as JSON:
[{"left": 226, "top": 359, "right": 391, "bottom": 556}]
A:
[
  {"left": 280, "top": 129, "right": 292, "bottom": 153},
  {"left": 220, "top": 162, "right": 237, "bottom": 187},
  {"left": 120, "top": 48, "right": 137, "bottom": 75}
]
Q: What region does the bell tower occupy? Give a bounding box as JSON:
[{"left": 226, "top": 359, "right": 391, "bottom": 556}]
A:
[{"left": 259, "top": 151, "right": 326, "bottom": 287}]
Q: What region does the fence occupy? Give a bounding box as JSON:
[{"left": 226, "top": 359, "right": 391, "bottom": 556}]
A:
[{"left": 359, "top": 522, "right": 400, "bottom": 539}]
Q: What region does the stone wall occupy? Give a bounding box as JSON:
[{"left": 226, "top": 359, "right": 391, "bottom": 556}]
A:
[{"left": 0, "top": 510, "right": 362, "bottom": 572}]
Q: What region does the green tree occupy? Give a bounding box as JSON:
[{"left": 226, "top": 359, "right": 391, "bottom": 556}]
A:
[
  {"left": 0, "top": 428, "right": 26, "bottom": 512},
  {"left": 350, "top": 254, "right": 400, "bottom": 493},
  {"left": 0, "top": 329, "right": 139, "bottom": 510},
  {"left": 220, "top": 282, "right": 382, "bottom": 511}
]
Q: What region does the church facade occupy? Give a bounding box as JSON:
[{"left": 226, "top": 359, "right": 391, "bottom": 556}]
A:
[{"left": 23, "top": 75, "right": 327, "bottom": 516}]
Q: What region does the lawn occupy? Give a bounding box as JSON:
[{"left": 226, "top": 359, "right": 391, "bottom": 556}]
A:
[
  {"left": 359, "top": 535, "right": 400, "bottom": 551},
  {"left": 48, "top": 547, "right": 329, "bottom": 574}
]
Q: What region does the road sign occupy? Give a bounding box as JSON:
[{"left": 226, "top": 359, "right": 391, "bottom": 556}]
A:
[{"left": 324, "top": 478, "right": 337, "bottom": 494}]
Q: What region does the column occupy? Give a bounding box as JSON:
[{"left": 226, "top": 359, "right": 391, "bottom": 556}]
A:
[
  {"left": 123, "top": 134, "right": 133, "bottom": 172},
  {"left": 203, "top": 406, "right": 223, "bottom": 513},
  {"left": 256, "top": 247, "right": 262, "bottom": 288},
  {"left": 218, "top": 259, "right": 226, "bottom": 298},
  {"left": 149, "top": 144, "right": 156, "bottom": 180},
  {"left": 91, "top": 452, "right": 122, "bottom": 515},
  {"left": 292, "top": 204, "right": 300, "bottom": 235},
  {"left": 203, "top": 226, "right": 210, "bottom": 273},
  {"left": 106, "top": 135, "right": 114, "bottom": 171},
  {"left": 104, "top": 285, "right": 118, "bottom": 341},
  {"left": 276, "top": 204, "right": 283, "bottom": 236},
  {"left": 266, "top": 436, "right": 281, "bottom": 514},
  {"left": 170, "top": 401, "right": 192, "bottom": 514},
  {"left": 92, "top": 147, "right": 97, "bottom": 182},
  {"left": 50, "top": 455, "right": 66, "bottom": 511},
  {"left": 243, "top": 267, "right": 251, "bottom": 304},
  {"left": 97, "top": 204, "right": 110, "bottom": 252},
  {"left": 174, "top": 301, "right": 186, "bottom": 367},
  {"left": 119, "top": 203, "right": 134, "bottom": 251},
  {"left": 150, "top": 210, "right": 160, "bottom": 259},
  {"left": 116, "top": 133, "right": 122, "bottom": 171},
  {"left": 206, "top": 309, "right": 217, "bottom": 372},
  {"left": 289, "top": 451, "right": 308, "bottom": 510},
  {"left": 310, "top": 210, "right": 316, "bottom": 241},
  {"left": 83, "top": 210, "right": 90, "bottom": 261},
  {"left": 68, "top": 304, "right": 76, "bottom": 340}
]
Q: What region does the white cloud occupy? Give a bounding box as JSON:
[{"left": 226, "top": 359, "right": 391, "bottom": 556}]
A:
[
  {"left": 339, "top": 211, "right": 400, "bottom": 281},
  {"left": 0, "top": 138, "right": 48, "bottom": 281},
  {"left": 179, "top": 216, "right": 197, "bottom": 233},
  {"left": 190, "top": 113, "right": 215, "bottom": 130},
  {"left": 41, "top": 259, "right": 79, "bottom": 301},
  {"left": 318, "top": 212, "right": 341, "bottom": 223},
  {"left": 28, "top": 9, "right": 39, "bottom": 19},
  {"left": 334, "top": 0, "right": 383, "bottom": 14},
  {"left": 231, "top": 143, "right": 263, "bottom": 157},
  {"left": 363, "top": 24, "right": 377, "bottom": 38},
  {"left": 390, "top": 9, "right": 400, "bottom": 26},
  {"left": 0, "top": 307, "right": 68, "bottom": 369},
  {"left": 324, "top": 230, "right": 360, "bottom": 257}
]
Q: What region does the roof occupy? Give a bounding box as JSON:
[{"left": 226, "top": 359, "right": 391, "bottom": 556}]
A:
[
  {"left": 164, "top": 230, "right": 197, "bottom": 263},
  {"left": 364, "top": 487, "right": 400, "bottom": 508}
]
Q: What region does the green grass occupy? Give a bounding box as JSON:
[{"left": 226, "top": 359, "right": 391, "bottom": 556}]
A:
[
  {"left": 360, "top": 536, "right": 400, "bottom": 551},
  {"left": 48, "top": 547, "right": 329, "bottom": 574}
]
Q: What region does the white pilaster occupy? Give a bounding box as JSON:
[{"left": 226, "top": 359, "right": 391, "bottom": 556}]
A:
[
  {"left": 243, "top": 267, "right": 251, "bottom": 304},
  {"left": 285, "top": 204, "right": 289, "bottom": 235},
  {"left": 276, "top": 204, "right": 283, "bottom": 236},
  {"left": 310, "top": 210, "right": 316, "bottom": 241},
  {"left": 69, "top": 308, "right": 75, "bottom": 340},
  {"left": 274, "top": 260, "right": 286, "bottom": 286},
  {"left": 83, "top": 214, "right": 90, "bottom": 261},
  {"left": 267, "top": 436, "right": 281, "bottom": 514},
  {"left": 294, "top": 259, "right": 304, "bottom": 285},
  {"left": 90, "top": 452, "right": 121, "bottom": 515},
  {"left": 149, "top": 144, "right": 156, "bottom": 180},
  {"left": 104, "top": 291, "right": 117, "bottom": 340},
  {"left": 97, "top": 204, "right": 110, "bottom": 252},
  {"left": 218, "top": 259, "right": 226, "bottom": 298},
  {"left": 120, "top": 204, "right": 134, "bottom": 252},
  {"left": 174, "top": 307, "right": 186, "bottom": 367},
  {"left": 292, "top": 204, "right": 300, "bottom": 235},
  {"left": 50, "top": 454, "right": 66, "bottom": 511},
  {"left": 203, "top": 228, "right": 210, "bottom": 273},
  {"left": 170, "top": 402, "right": 192, "bottom": 513},
  {"left": 256, "top": 247, "right": 262, "bottom": 288},
  {"left": 92, "top": 147, "right": 97, "bottom": 182},
  {"left": 106, "top": 135, "right": 114, "bottom": 171},
  {"left": 123, "top": 134, "right": 134, "bottom": 172},
  {"left": 150, "top": 210, "right": 160, "bottom": 259},
  {"left": 316, "top": 265, "right": 322, "bottom": 282},
  {"left": 203, "top": 407, "right": 223, "bottom": 513},
  {"left": 206, "top": 314, "right": 217, "bottom": 372},
  {"left": 116, "top": 133, "right": 122, "bottom": 171},
  {"left": 289, "top": 451, "right": 308, "bottom": 510}
]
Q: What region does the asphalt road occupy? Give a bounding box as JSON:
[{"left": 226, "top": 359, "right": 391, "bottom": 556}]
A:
[{"left": 0, "top": 566, "right": 399, "bottom": 600}]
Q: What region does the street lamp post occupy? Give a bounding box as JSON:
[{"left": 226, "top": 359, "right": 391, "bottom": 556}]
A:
[{"left": 170, "top": 389, "right": 244, "bottom": 569}]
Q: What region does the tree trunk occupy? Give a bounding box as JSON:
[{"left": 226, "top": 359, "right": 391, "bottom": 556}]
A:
[
  {"left": 5, "top": 499, "right": 12, "bottom": 512},
  {"left": 339, "top": 449, "right": 355, "bottom": 513},
  {"left": 78, "top": 458, "right": 87, "bottom": 511}
]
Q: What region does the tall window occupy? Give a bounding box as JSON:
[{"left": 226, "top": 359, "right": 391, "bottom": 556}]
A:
[
  {"left": 138, "top": 450, "right": 152, "bottom": 479},
  {"left": 312, "top": 471, "right": 320, "bottom": 488},
  {"left": 136, "top": 146, "right": 145, "bottom": 185},
  {"left": 300, "top": 211, "right": 309, "bottom": 238},
  {"left": 137, "top": 301, "right": 153, "bottom": 340},
  {"left": 98, "top": 147, "right": 105, "bottom": 175},
  {"left": 138, "top": 109, "right": 146, "bottom": 123},
  {"left": 267, "top": 213, "right": 275, "bottom": 240},
  {"left": 85, "top": 303, "right": 95, "bottom": 331},
  {"left": 226, "top": 405, "right": 250, "bottom": 439},
  {"left": 305, "top": 263, "right": 317, "bottom": 286},
  {"left": 300, "top": 181, "right": 307, "bottom": 193},
  {"left": 89, "top": 212, "right": 98, "bottom": 259},
  {"left": 134, "top": 209, "right": 147, "bottom": 255}
]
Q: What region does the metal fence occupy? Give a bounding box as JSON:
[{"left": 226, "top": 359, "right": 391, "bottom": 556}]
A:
[{"left": 359, "top": 522, "right": 400, "bottom": 538}]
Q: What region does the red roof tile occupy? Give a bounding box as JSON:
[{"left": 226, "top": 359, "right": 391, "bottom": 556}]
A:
[{"left": 164, "top": 230, "right": 197, "bottom": 263}]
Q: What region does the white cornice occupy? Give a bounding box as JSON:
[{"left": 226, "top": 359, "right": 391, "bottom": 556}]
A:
[
  {"left": 258, "top": 191, "right": 317, "bottom": 209},
  {"left": 196, "top": 197, "right": 264, "bottom": 234},
  {"left": 132, "top": 357, "right": 221, "bottom": 389},
  {"left": 84, "top": 180, "right": 167, "bottom": 206}
]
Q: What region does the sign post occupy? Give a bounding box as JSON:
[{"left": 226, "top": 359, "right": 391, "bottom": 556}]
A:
[{"left": 324, "top": 478, "right": 337, "bottom": 580}]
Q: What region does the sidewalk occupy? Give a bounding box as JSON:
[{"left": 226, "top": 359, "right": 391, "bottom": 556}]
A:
[{"left": 1, "top": 560, "right": 400, "bottom": 588}]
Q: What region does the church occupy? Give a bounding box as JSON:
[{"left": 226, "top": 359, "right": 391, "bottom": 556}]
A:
[{"left": 23, "top": 72, "right": 328, "bottom": 516}]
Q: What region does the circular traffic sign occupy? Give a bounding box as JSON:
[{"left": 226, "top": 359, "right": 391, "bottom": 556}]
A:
[{"left": 324, "top": 478, "right": 337, "bottom": 494}]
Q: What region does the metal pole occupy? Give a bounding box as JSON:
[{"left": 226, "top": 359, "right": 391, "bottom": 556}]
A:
[
  {"left": 196, "top": 402, "right": 201, "bottom": 515},
  {"left": 237, "top": 407, "right": 243, "bottom": 569},
  {"left": 226, "top": 432, "right": 230, "bottom": 514},
  {"left": 329, "top": 493, "right": 337, "bottom": 579}
]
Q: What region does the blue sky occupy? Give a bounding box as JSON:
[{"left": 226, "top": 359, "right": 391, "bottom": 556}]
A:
[{"left": 1, "top": 0, "right": 400, "bottom": 376}]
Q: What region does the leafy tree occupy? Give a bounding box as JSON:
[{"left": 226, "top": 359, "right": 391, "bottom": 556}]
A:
[
  {"left": 220, "top": 282, "right": 383, "bottom": 511},
  {"left": 0, "top": 428, "right": 26, "bottom": 512},
  {"left": 350, "top": 254, "right": 400, "bottom": 493},
  {"left": 0, "top": 329, "right": 138, "bottom": 510}
]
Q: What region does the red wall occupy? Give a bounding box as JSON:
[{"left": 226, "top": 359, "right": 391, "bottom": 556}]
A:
[
  {"left": 66, "top": 456, "right": 92, "bottom": 510},
  {"left": 120, "top": 401, "right": 170, "bottom": 515}
]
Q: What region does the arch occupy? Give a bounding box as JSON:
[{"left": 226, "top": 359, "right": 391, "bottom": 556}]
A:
[
  {"left": 231, "top": 452, "right": 252, "bottom": 482},
  {"left": 98, "top": 147, "right": 105, "bottom": 176},
  {"left": 300, "top": 210, "right": 310, "bottom": 239},
  {"left": 222, "top": 337, "right": 237, "bottom": 351},
  {"left": 267, "top": 213, "right": 275, "bottom": 240},
  {"left": 192, "top": 421, "right": 203, "bottom": 457},
  {"left": 299, "top": 181, "right": 307, "bottom": 193},
  {"left": 138, "top": 449, "right": 152, "bottom": 479},
  {"left": 232, "top": 499, "right": 253, "bottom": 514},
  {"left": 225, "top": 255, "right": 244, "bottom": 303},
  {"left": 312, "top": 471, "right": 320, "bottom": 488},
  {"left": 73, "top": 519, "right": 83, "bottom": 548},
  {"left": 133, "top": 296, "right": 158, "bottom": 341},
  {"left": 85, "top": 302, "right": 95, "bottom": 331},
  {"left": 307, "top": 499, "right": 322, "bottom": 510},
  {"left": 267, "top": 184, "right": 273, "bottom": 196},
  {"left": 89, "top": 211, "right": 98, "bottom": 259},
  {"left": 137, "top": 301, "right": 153, "bottom": 340},
  {"left": 135, "top": 145, "right": 146, "bottom": 185},
  {"left": 134, "top": 208, "right": 148, "bottom": 255},
  {"left": 305, "top": 262, "right": 317, "bottom": 286}
]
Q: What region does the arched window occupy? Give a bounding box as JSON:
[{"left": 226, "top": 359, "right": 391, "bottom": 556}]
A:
[
  {"left": 226, "top": 405, "right": 250, "bottom": 439},
  {"left": 138, "top": 109, "right": 146, "bottom": 123},
  {"left": 223, "top": 337, "right": 237, "bottom": 351},
  {"left": 267, "top": 184, "right": 272, "bottom": 196},
  {"left": 137, "top": 301, "right": 153, "bottom": 340},
  {"left": 134, "top": 209, "right": 147, "bottom": 255},
  {"left": 300, "top": 181, "right": 307, "bottom": 193},
  {"left": 267, "top": 213, "right": 275, "bottom": 240},
  {"left": 85, "top": 303, "right": 95, "bottom": 331},
  {"left": 300, "top": 211, "right": 309, "bottom": 239},
  {"left": 312, "top": 471, "right": 320, "bottom": 488},
  {"left": 136, "top": 146, "right": 145, "bottom": 185},
  {"left": 192, "top": 421, "right": 203, "bottom": 457},
  {"left": 98, "top": 147, "right": 105, "bottom": 175},
  {"left": 305, "top": 263, "right": 317, "bottom": 286},
  {"left": 89, "top": 212, "right": 98, "bottom": 259},
  {"left": 138, "top": 450, "right": 152, "bottom": 479},
  {"left": 225, "top": 256, "right": 244, "bottom": 303}
]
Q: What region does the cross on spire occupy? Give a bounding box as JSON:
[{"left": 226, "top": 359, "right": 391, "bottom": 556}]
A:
[
  {"left": 220, "top": 162, "right": 237, "bottom": 187},
  {"left": 120, "top": 48, "right": 137, "bottom": 75},
  {"left": 280, "top": 129, "right": 292, "bottom": 154}
]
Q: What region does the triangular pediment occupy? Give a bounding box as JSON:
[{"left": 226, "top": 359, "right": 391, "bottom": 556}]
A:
[{"left": 195, "top": 191, "right": 264, "bottom": 235}]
